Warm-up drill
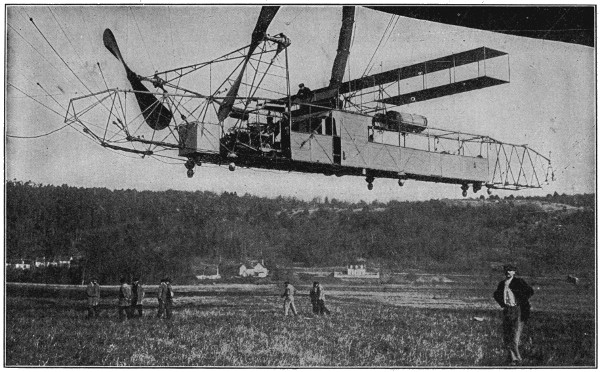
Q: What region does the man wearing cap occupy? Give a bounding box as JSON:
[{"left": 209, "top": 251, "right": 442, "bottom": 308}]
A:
[
  {"left": 296, "top": 83, "right": 312, "bottom": 101},
  {"left": 86, "top": 277, "right": 100, "bottom": 318},
  {"left": 493, "top": 264, "right": 534, "bottom": 365},
  {"left": 281, "top": 281, "right": 298, "bottom": 316},
  {"left": 131, "top": 277, "right": 145, "bottom": 318}
]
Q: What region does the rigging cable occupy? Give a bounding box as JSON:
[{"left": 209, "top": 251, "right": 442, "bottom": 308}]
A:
[
  {"left": 362, "top": 15, "right": 398, "bottom": 77},
  {"left": 7, "top": 23, "right": 78, "bottom": 89},
  {"left": 48, "top": 8, "right": 91, "bottom": 80},
  {"left": 7, "top": 82, "right": 90, "bottom": 141},
  {"left": 129, "top": 7, "right": 156, "bottom": 72},
  {"left": 28, "top": 17, "right": 96, "bottom": 97},
  {"left": 36, "top": 82, "right": 67, "bottom": 111},
  {"left": 97, "top": 62, "right": 111, "bottom": 91}
]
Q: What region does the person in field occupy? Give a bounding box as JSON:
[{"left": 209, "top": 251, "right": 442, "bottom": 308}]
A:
[
  {"left": 86, "top": 277, "right": 100, "bottom": 318},
  {"left": 281, "top": 281, "right": 298, "bottom": 316},
  {"left": 309, "top": 282, "right": 319, "bottom": 314},
  {"left": 118, "top": 276, "right": 132, "bottom": 321},
  {"left": 316, "top": 282, "right": 331, "bottom": 315},
  {"left": 131, "top": 277, "right": 145, "bottom": 318},
  {"left": 493, "top": 264, "right": 534, "bottom": 365},
  {"left": 157, "top": 277, "right": 174, "bottom": 319}
]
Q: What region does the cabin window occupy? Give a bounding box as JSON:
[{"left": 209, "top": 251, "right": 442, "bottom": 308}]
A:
[
  {"left": 325, "top": 116, "right": 337, "bottom": 136},
  {"left": 291, "top": 116, "right": 329, "bottom": 134}
]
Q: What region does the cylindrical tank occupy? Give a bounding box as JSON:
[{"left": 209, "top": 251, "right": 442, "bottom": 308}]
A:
[{"left": 372, "top": 111, "right": 427, "bottom": 133}]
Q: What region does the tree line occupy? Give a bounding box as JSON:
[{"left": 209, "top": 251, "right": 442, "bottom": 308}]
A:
[{"left": 6, "top": 180, "right": 595, "bottom": 284}]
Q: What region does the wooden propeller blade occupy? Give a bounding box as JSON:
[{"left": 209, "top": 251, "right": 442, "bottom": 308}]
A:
[
  {"left": 217, "top": 6, "right": 279, "bottom": 122},
  {"left": 102, "top": 28, "right": 172, "bottom": 131},
  {"left": 103, "top": 29, "right": 127, "bottom": 67}
]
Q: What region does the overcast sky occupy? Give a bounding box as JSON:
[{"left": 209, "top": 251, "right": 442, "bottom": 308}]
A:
[{"left": 5, "top": 5, "right": 595, "bottom": 202}]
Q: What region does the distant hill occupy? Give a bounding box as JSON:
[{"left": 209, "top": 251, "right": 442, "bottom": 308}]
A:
[{"left": 5, "top": 180, "right": 595, "bottom": 284}]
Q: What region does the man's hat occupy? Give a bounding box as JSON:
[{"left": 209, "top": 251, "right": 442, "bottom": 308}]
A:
[
  {"left": 133, "top": 276, "right": 140, "bottom": 282},
  {"left": 299, "top": 83, "right": 304, "bottom": 88},
  {"left": 504, "top": 264, "right": 517, "bottom": 272}
]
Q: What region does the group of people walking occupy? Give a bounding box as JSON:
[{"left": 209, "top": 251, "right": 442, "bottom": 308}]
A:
[
  {"left": 281, "top": 281, "right": 331, "bottom": 317},
  {"left": 85, "top": 276, "right": 174, "bottom": 320}
]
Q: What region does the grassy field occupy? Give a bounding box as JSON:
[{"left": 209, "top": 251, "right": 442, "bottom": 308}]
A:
[{"left": 5, "top": 281, "right": 595, "bottom": 367}]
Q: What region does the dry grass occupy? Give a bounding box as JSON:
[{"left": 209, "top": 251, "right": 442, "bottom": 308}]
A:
[{"left": 5, "top": 283, "right": 594, "bottom": 367}]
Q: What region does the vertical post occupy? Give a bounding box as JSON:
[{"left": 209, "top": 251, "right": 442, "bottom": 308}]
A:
[
  {"left": 483, "top": 47, "right": 487, "bottom": 76},
  {"left": 453, "top": 54, "right": 456, "bottom": 83},
  {"left": 508, "top": 54, "right": 511, "bottom": 82},
  {"left": 285, "top": 46, "right": 292, "bottom": 126}
]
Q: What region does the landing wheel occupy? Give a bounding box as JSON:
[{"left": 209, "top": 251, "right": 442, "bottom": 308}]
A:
[
  {"left": 229, "top": 162, "right": 236, "bottom": 172},
  {"left": 365, "top": 175, "right": 375, "bottom": 190},
  {"left": 473, "top": 182, "right": 482, "bottom": 193},
  {"left": 398, "top": 179, "right": 405, "bottom": 187},
  {"left": 185, "top": 159, "right": 195, "bottom": 170},
  {"left": 461, "top": 183, "right": 469, "bottom": 197},
  {"left": 487, "top": 188, "right": 492, "bottom": 195},
  {"left": 187, "top": 169, "right": 194, "bottom": 178}
]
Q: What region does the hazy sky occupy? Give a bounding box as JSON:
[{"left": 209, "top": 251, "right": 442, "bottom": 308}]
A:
[{"left": 5, "top": 5, "right": 595, "bottom": 202}]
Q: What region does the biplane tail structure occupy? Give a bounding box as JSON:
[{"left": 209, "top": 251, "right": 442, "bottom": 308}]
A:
[
  {"left": 310, "top": 46, "right": 510, "bottom": 113},
  {"left": 217, "top": 6, "right": 280, "bottom": 122},
  {"left": 103, "top": 29, "right": 173, "bottom": 131}
]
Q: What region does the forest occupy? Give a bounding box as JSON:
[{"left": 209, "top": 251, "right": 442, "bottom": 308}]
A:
[{"left": 5, "top": 180, "right": 595, "bottom": 284}]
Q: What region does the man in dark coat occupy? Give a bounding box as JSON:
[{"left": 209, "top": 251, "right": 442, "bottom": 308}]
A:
[
  {"left": 493, "top": 264, "right": 534, "bottom": 365},
  {"left": 309, "top": 282, "right": 319, "bottom": 314},
  {"left": 157, "top": 277, "right": 174, "bottom": 319},
  {"left": 296, "top": 83, "right": 312, "bottom": 101},
  {"left": 131, "top": 277, "right": 145, "bottom": 318}
]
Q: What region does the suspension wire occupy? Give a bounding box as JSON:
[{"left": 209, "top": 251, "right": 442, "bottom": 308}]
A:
[
  {"left": 36, "top": 82, "right": 66, "bottom": 111},
  {"left": 28, "top": 17, "right": 96, "bottom": 97},
  {"left": 129, "top": 7, "right": 156, "bottom": 72},
  {"left": 363, "top": 15, "right": 397, "bottom": 77},
  {"left": 97, "top": 62, "right": 111, "bottom": 91},
  {"left": 47, "top": 7, "right": 93, "bottom": 83},
  {"left": 8, "top": 82, "right": 64, "bottom": 118},
  {"left": 167, "top": 7, "right": 176, "bottom": 59},
  {"left": 7, "top": 82, "right": 97, "bottom": 143},
  {"left": 7, "top": 124, "right": 70, "bottom": 139},
  {"left": 7, "top": 23, "right": 79, "bottom": 89}
]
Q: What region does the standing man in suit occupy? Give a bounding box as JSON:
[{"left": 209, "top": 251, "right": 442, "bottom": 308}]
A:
[{"left": 493, "top": 264, "right": 534, "bottom": 365}]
